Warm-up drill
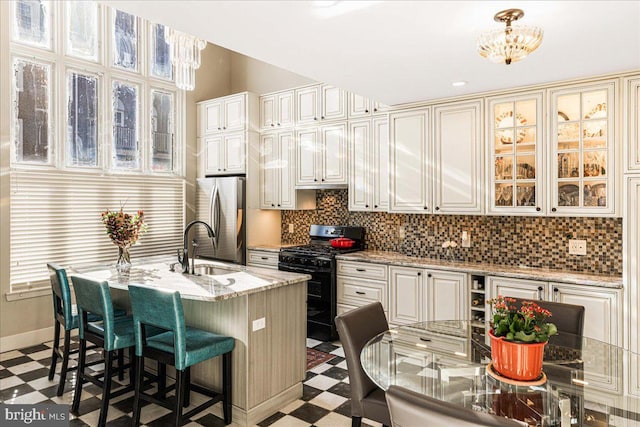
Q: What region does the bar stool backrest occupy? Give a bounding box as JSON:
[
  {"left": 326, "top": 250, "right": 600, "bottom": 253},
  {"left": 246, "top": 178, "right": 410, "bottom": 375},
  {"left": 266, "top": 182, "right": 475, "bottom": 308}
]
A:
[
  {"left": 70, "top": 275, "right": 117, "bottom": 348},
  {"left": 128, "top": 285, "right": 187, "bottom": 369},
  {"left": 47, "top": 263, "right": 74, "bottom": 330}
]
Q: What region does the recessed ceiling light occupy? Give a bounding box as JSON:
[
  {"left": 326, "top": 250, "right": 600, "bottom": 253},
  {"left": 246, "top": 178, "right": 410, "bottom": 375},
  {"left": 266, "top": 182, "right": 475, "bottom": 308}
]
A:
[{"left": 452, "top": 81, "right": 467, "bottom": 87}]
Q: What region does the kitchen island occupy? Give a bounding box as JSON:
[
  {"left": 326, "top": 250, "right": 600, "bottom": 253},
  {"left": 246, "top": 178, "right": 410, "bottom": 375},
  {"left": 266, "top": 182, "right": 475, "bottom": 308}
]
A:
[{"left": 72, "top": 256, "right": 309, "bottom": 426}]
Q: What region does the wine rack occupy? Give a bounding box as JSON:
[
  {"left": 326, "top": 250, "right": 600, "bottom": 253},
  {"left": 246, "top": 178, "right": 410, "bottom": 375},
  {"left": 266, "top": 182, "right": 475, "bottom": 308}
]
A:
[{"left": 470, "top": 275, "right": 487, "bottom": 343}]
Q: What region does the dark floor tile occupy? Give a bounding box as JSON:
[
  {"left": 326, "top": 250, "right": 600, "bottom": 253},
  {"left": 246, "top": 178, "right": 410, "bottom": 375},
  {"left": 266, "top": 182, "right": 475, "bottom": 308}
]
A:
[
  {"left": 18, "top": 367, "right": 50, "bottom": 383},
  {"left": 192, "top": 413, "right": 226, "bottom": 427},
  {"left": 2, "top": 355, "right": 34, "bottom": 368},
  {"left": 257, "top": 411, "right": 286, "bottom": 427},
  {"left": 312, "top": 343, "right": 339, "bottom": 353},
  {"left": 105, "top": 415, "right": 133, "bottom": 427},
  {"left": 38, "top": 357, "right": 53, "bottom": 366},
  {"left": 145, "top": 412, "right": 180, "bottom": 427},
  {"left": 111, "top": 395, "right": 150, "bottom": 413},
  {"left": 0, "top": 383, "right": 35, "bottom": 401},
  {"left": 74, "top": 396, "right": 102, "bottom": 416},
  {"left": 20, "top": 344, "right": 51, "bottom": 354},
  {"left": 289, "top": 402, "right": 329, "bottom": 424},
  {"left": 40, "top": 384, "right": 63, "bottom": 399},
  {"left": 0, "top": 369, "right": 11, "bottom": 379},
  {"left": 321, "top": 366, "right": 348, "bottom": 381},
  {"left": 305, "top": 371, "right": 317, "bottom": 381},
  {"left": 69, "top": 418, "right": 90, "bottom": 427},
  {"left": 327, "top": 381, "right": 351, "bottom": 399},
  {"left": 326, "top": 356, "right": 345, "bottom": 366},
  {"left": 333, "top": 400, "right": 352, "bottom": 418},
  {"left": 301, "top": 384, "right": 323, "bottom": 402}
]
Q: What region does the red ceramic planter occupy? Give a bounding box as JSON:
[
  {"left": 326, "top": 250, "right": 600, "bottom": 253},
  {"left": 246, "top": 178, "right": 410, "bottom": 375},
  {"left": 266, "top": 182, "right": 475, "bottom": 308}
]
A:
[{"left": 489, "top": 330, "right": 547, "bottom": 381}]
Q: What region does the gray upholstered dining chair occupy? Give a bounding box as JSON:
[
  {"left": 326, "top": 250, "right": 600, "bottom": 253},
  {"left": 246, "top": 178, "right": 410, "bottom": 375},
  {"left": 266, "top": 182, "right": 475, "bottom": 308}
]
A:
[
  {"left": 335, "top": 302, "right": 391, "bottom": 427},
  {"left": 513, "top": 299, "right": 585, "bottom": 347},
  {"left": 386, "top": 385, "right": 527, "bottom": 427}
]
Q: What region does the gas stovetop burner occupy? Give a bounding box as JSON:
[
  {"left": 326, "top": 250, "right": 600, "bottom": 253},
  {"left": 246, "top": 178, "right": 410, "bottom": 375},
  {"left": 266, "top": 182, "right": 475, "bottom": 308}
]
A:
[{"left": 282, "top": 243, "right": 360, "bottom": 256}]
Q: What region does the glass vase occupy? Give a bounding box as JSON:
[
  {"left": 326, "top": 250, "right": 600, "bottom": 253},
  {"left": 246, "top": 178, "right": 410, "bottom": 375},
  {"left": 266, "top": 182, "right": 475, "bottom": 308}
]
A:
[{"left": 117, "top": 246, "right": 131, "bottom": 270}]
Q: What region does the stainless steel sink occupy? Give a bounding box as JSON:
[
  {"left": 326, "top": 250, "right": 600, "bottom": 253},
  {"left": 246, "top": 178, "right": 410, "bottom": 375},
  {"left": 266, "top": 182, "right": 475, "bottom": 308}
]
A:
[{"left": 192, "top": 265, "right": 237, "bottom": 286}]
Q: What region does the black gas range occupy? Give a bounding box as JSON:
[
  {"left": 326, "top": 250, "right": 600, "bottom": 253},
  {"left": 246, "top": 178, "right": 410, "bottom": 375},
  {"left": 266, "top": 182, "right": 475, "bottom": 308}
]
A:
[{"left": 279, "top": 225, "right": 365, "bottom": 341}]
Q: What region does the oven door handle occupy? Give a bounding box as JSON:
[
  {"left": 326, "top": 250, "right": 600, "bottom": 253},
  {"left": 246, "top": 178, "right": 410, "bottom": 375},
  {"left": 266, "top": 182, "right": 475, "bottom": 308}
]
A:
[{"left": 279, "top": 265, "right": 318, "bottom": 274}]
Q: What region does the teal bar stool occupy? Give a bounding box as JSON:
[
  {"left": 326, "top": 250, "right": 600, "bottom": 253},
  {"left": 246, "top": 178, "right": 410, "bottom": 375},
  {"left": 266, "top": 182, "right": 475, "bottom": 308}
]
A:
[
  {"left": 46, "top": 263, "right": 126, "bottom": 396},
  {"left": 70, "top": 274, "right": 141, "bottom": 427},
  {"left": 129, "top": 285, "right": 235, "bottom": 426}
]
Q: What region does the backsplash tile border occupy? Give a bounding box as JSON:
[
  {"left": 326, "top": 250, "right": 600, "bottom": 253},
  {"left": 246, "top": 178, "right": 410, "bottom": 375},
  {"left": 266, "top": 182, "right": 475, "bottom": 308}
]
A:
[{"left": 280, "top": 190, "right": 622, "bottom": 275}]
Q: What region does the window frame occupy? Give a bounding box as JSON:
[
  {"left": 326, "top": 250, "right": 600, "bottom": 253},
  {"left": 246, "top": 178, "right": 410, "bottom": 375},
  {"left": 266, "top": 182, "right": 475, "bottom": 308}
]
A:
[
  {"left": 11, "top": 0, "right": 54, "bottom": 51},
  {"left": 149, "top": 88, "right": 176, "bottom": 173},
  {"left": 64, "top": 0, "right": 100, "bottom": 63},
  {"left": 149, "top": 22, "right": 174, "bottom": 83}
]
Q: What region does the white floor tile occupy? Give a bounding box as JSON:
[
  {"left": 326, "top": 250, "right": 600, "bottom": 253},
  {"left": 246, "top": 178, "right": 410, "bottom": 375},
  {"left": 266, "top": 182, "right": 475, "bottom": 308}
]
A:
[
  {"left": 330, "top": 347, "right": 345, "bottom": 358},
  {"left": 269, "top": 415, "right": 312, "bottom": 427},
  {"left": 0, "top": 351, "right": 23, "bottom": 362},
  {"left": 315, "top": 411, "right": 352, "bottom": 426},
  {"left": 280, "top": 398, "right": 305, "bottom": 414},
  {"left": 29, "top": 349, "right": 53, "bottom": 361},
  {"left": 139, "top": 402, "right": 172, "bottom": 424},
  {"left": 306, "top": 338, "right": 323, "bottom": 348},
  {"left": 79, "top": 407, "right": 126, "bottom": 425},
  {"left": 7, "top": 361, "right": 46, "bottom": 375},
  {"left": 4, "top": 391, "right": 48, "bottom": 404},
  {"left": 308, "top": 391, "right": 347, "bottom": 410},
  {"left": 0, "top": 376, "right": 26, "bottom": 390},
  {"left": 27, "top": 376, "right": 59, "bottom": 390},
  {"left": 309, "top": 363, "right": 332, "bottom": 374},
  {"left": 304, "top": 375, "right": 339, "bottom": 391},
  {"left": 336, "top": 361, "right": 348, "bottom": 370}
]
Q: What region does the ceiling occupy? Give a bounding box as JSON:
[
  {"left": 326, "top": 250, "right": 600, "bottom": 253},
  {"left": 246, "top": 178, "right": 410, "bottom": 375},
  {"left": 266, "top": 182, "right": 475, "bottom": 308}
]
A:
[{"left": 104, "top": 1, "right": 640, "bottom": 106}]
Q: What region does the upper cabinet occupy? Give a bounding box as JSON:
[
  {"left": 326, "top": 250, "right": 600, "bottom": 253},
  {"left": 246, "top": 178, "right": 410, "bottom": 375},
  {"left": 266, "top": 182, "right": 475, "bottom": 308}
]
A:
[
  {"left": 198, "top": 93, "right": 249, "bottom": 136},
  {"left": 259, "top": 90, "right": 295, "bottom": 131},
  {"left": 349, "top": 116, "right": 389, "bottom": 211},
  {"left": 295, "top": 84, "right": 346, "bottom": 125},
  {"left": 550, "top": 80, "right": 617, "bottom": 216},
  {"left": 389, "top": 103, "right": 483, "bottom": 214},
  {"left": 348, "top": 93, "right": 387, "bottom": 118},
  {"left": 487, "top": 92, "right": 544, "bottom": 215},
  {"left": 296, "top": 123, "right": 348, "bottom": 187},
  {"left": 433, "top": 100, "right": 483, "bottom": 214},
  {"left": 624, "top": 76, "right": 640, "bottom": 173},
  {"left": 203, "top": 132, "right": 245, "bottom": 175}
]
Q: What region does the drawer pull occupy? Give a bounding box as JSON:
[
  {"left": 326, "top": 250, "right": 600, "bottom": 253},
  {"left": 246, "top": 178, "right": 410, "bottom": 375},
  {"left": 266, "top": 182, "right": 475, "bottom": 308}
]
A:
[
  {"left": 261, "top": 257, "right": 269, "bottom": 260},
  {"left": 355, "top": 291, "right": 366, "bottom": 295},
  {"left": 356, "top": 268, "right": 366, "bottom": 272},
  {"left": 419, "top": 337, "right": 432, "bottom": 342}
]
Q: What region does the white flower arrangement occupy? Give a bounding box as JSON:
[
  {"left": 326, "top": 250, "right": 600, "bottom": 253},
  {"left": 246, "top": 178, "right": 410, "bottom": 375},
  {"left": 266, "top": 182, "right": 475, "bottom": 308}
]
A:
[{"left": 441, "top": 240, "right": 458, "bottom": 248}]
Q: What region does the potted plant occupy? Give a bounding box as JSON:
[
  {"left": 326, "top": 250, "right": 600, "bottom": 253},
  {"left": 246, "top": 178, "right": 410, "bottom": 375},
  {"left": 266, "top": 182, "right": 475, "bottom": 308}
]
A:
[
  {"left": 101, "top": 207, "right": 147, "bottom": 269},
  {"left": 487, "top": 296, "right": 558, "bottom": 381}
]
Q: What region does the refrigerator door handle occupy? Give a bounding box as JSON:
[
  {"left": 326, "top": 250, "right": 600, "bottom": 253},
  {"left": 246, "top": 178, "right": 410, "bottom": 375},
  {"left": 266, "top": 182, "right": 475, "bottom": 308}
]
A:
[{"left": 213, "top": 184, "right": 221, "bottom": 250}]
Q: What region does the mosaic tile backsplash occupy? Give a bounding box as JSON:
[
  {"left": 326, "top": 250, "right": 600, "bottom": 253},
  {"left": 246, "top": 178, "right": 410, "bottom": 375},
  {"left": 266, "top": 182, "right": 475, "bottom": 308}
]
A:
[{"left": 281, "top": 190, "right": 623, "bottom": 275}]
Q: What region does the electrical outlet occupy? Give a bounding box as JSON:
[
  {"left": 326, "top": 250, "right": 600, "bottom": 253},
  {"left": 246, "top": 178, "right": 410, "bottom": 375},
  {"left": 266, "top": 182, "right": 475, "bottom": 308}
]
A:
[
  {"left": 568, "top": 239, "right": 587, "bottom": 256},
  {"left": 252, "top": 317, "right": 266, "bottom": 331},
  {"left": 461, "top": 230, "right": 471, "bottom": 248},
  {"left": 398, "top": 226, "right": 406, "bottom": 239},
  {"left": 288, "top": 223, "right": 294, "bottom": 234}
]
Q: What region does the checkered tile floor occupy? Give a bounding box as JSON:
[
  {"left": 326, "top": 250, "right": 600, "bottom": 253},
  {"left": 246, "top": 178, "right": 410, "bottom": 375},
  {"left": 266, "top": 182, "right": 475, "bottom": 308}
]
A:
[{"left": 0, "top": 337, "right": 382, "bottom": 427}]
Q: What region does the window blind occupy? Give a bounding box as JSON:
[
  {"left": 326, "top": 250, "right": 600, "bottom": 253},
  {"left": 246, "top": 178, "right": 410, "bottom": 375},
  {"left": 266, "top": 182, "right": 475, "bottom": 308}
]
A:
[{"left": 10, "top": 170, "right": 184, "bottom": 290}]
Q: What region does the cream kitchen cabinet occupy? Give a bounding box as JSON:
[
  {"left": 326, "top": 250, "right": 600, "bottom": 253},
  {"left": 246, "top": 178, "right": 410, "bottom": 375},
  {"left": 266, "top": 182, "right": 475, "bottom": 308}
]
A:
[
  {"left": 389, "top": 266, "right": 424, "bottom": 325},
  {"left": 433, "top": 100, "right": 483, "bottom": 214},
  {"left": 487, "top": 91, "right": 545, "bottom": 215},
  {"left": 348, "top": 93, "right": 386, "bottom": 118},
  {"left": 425, "top": 271, "right": 468, "bottom": 321},
  {"left": 246, "top": 249, "right": 279, "bottom": 269},
  {"left": 197, "top": 93, "right": 248, "bottom": 136},
  {"left": 487, "top": 276, "right": 621, "bottom": 345},
  {"left": 295, "top": 123, "right": 347, "bottom": 187},
  {"left": 259, "top": 90, "right": 294, "bottom": 131},
  {"left": 625, "top": 176, "right": 640, "bottom": 395},
  {"left": 389, "top": 103, "right": 483, "bottom": 214},
  {"left": 259, "top": 131, "right": 315, "bottom": 210},
  {"left": 624, "top": 76, "right": 640, "bottom": 172},
  {"left": 295, "top": 84, "right": 346, "bottom": 125},
  {"left": 550, "top": 80, "right": 618, "bottom": 216},
  {"left": 337, "top": 260, "right": 389, "bottom": 318},
  {"left": 202, "top": 132, "right": 245, "bottom": 175},
  {"left": 348, "top": 116, "right": 389, "bottom": 211},
  {"left": 389, "top": 109, "right": 431, "bottom": 212}
]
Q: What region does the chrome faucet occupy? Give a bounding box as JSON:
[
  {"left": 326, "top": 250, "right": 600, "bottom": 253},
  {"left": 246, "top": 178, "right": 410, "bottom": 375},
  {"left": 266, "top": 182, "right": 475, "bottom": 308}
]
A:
[{"left": 178, "top": 220, "right": 215, "bottom": 274}]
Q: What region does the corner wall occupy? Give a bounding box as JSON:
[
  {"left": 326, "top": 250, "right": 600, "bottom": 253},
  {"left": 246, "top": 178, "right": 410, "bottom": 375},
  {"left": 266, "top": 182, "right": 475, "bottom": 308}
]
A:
[{"left": 230, "top": 54, "right": 315, "bottom": 94}]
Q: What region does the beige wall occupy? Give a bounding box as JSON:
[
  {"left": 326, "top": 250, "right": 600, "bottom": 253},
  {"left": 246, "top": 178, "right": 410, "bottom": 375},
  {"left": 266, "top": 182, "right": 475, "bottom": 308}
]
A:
[{"left": 230, "top": 53, "right": 315, "bottom": 95}]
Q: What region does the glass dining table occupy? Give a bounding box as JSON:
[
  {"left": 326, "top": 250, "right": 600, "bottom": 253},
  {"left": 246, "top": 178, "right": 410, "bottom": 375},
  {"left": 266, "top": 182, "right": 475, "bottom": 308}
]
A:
[{"left": 360, "top": 320, "right": 640, "bottom": 427}]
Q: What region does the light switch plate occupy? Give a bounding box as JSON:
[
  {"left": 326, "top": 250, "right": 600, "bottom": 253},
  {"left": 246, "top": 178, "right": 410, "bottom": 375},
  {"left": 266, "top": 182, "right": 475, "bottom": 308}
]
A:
[
  {"left": 288, "top": 223, "right": 294, "bottom": 234},
  {"left": 252, "top": 317, "right": 266, "bottom": 331},
  {"left": 461, "top": 231, "right": 471, "bottom": 248},
  {"left": 568, "top": 239, "right": 587, "bottom": 255}
]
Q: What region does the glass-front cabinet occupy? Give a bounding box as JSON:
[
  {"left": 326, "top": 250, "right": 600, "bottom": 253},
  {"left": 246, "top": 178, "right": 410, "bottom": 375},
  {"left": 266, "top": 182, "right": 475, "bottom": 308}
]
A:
[
  {"left": 550, "top": 81, "right": 617, "bottom": 216},
  {"left": 487, "top": 92, "right": 544, "bottom": 214}
]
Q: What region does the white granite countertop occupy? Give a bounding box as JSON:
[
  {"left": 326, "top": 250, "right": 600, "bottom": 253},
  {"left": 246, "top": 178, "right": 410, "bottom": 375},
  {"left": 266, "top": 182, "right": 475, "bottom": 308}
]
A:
[
  {"left": 70, "top": 255, "right": 310, "bottom": 301},
  {"left": 247, "top": 244, "right": 297, "bottom": 253},
  {"left": 336, "top": 251, "right": 623, "bottom": 289}
]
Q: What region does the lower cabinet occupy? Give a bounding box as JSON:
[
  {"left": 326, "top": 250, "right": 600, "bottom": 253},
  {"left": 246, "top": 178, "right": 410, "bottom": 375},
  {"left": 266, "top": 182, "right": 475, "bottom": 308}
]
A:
[
  {"left": 389, "top": 266, "right": 424, "bottom": 325},
  {"left": 246, "top": 249, "right": 279, "bottom": 270},
  {"left": 488, "top": 276, "right": 546, "bottom": 300},
  {"left": 336, "top": 260, "right": 389, "bottom": 319},
  {"left": 426, "top": 271, "right": 467, "bottom": 321}
]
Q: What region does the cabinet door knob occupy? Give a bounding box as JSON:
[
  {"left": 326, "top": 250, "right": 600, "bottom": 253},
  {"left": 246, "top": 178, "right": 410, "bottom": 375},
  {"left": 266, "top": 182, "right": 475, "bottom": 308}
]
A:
[
  {"left": 536, "top": 207, "right": 541, "bottom": 212},
  {"left": 553, "top": 287, "right": 559, "bottom": 293},
  {"left": 314, "top": 117, "right": 318, "bottom": 121},
  {"left": 321, "top": 178, "right": 325, "bottom": 182},
  {"left": 223, "top": 127, "right": 226, "bottom": 130},
  {"left": 374, "top": 205, "right": 378, "bottom": 208},
  {"left": 417, "top": 272, "right": 421, "bottom": 276},
  {"left": 552, "top": 207, "right": 557, "bottom": 212},
  {"left": 427, "top": 273, "right": 432, "bottom": 278},
  {"left": 218, "top": 127, "right": 221, "bottom": 130},
  {"left": 321, "top": 116, "right": 325, "bottom": 119},
  {"left": 537, "top": 286, "right": 544, "bottom": 300},
  {"left": 277, "top": 204, "right": 281, "bottom": 207},
  {"left": 271, "top": 124, "right": 275, "bottom": 127},
  {"left": 271, "top": 204, "right": 275, "bottom": 207},
  {"left": 277, "top": 123, "right": 281, "bottom": 126},
  {"left": 374, "top": 108, "right": 378, "bottom": 112},
  {"left": 435, "top": 206, "right": 440, "bottom": 211},
  {"left": 365, "top": 109, "right": 369, "bottom": 113},
  {"left": 223, "top": 168, "right": 226, "bottom": 171},
  {"left": 365, "top": 205, "right": 369, "bottom": 208},
  {"left": 218, "top": 168, "right": 221, "bottom": 171},
  {"left": 314, "top": 178, "right": 318, "bottom": 182},
  {"left": 423, "top": 206, "right": 428, "bottom": 210}
]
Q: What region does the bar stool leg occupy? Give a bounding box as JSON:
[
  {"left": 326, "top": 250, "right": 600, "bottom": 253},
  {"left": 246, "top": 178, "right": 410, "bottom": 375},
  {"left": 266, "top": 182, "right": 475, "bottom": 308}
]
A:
[
  {"left": 132, "top": 355, "right": 145, "bottom": 427},
  {"left": 57, "top": 330, "right": 72, "bottom": 396},
  {"left": 71, "top": 338, "right": 87, "bottom": 414},
  {"left": 174, "top": 369, "right": 186, "bottom": 427},
  {"left": 183, "top": 367, "right": 190, "bottom": 407},
  {"left": 223, "top": 352, "right": 232, "bottom": 424},
  {"left": 98, "top": 351, "right": 114, "bottom": 427},
  {"left": 129, "top": 347, "right": 136, "bottom": 386},
  {"left": 48, "top": 320, "right": 60, "bottom": 380},
  {"left": 117, "top": 349, "right": 124, "bottom": 381},
  {"left": 158, "top": 362, "right": 167, "bottom": 399}
]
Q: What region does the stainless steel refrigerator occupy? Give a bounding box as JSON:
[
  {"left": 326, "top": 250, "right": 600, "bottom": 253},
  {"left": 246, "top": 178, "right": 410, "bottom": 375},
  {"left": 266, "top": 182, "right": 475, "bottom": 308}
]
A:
[{"left": 195, "top": 176, "right": 246, "bottom": 265}]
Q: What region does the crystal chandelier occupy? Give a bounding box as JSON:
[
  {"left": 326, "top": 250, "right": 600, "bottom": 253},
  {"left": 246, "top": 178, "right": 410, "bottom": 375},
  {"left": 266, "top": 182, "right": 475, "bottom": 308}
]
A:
[
  {"left": 165, "top": 28, "right": 207, "bottom": 91},
  {"left": 477, "top": 9, "right": 543, "bottom": 65}
]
